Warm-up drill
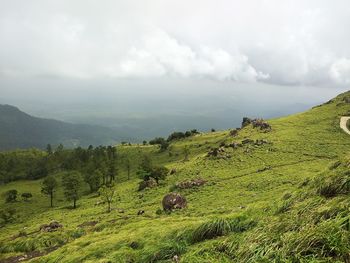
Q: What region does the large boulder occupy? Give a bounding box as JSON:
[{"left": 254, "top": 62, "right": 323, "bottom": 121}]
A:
[{"left": 162, "top": 193, "right": 187, "bottom": 211}]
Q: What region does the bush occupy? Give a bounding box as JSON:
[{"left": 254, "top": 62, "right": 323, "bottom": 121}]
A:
[
  {"left": 4, "top": 189, "right": 17, "bottom": 203},
  {"left": 0, "top": 208, "right": 16, "bottom": 225},
  {"left": 21, "top": 192, "right": 33, "bottom": 201},
  {"left": 315, "top": 173, "right": 350, "bottom": 198}
]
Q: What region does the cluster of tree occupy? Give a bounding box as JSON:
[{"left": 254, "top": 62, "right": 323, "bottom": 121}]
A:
[
  {"left": 0, "top": 144, "right": 120, "bottom": 185},
  {"left": 137, "top": 155, "right": 169, "bottom": 184},
  {"left": 148, "top": 129, "right": 199, "bottom": 152},
  {"left": 3, "top": 189, "right": 33, "bottom": 202},
  {"left": 166, "top": 129, "right": 199, "bottom": 142}
]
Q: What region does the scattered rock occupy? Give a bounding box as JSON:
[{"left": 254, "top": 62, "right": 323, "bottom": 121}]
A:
[
  {"left": 138, "top": 178, "right": 157, "bottom": 191},
  {"left": 252, "top": 119, "right": 272, "bottom": 131},
  {"left": 242, "top": 139, "right": 254, "bottom": 145},
  {"left": 39, "top": 221, "right": 62, "bottom": 232},
  {"left": 175, "top": 178, "right": 207, "bottom": 189},
  {"left": 254, "top": 139, "right": 270, "bottom": 146},
  {"left": 207, "top": 147, "right": 231, "bottom": 159},
  {"left": 137, "top": 210, "right": 145, "bottom": 215},
  {"left": 162, "top": 193, "right": 187, "bottom": 211}
]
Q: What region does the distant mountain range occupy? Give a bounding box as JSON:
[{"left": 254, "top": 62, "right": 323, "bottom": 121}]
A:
[{"left": 0, "top": 104, "right": 131, "bottom": 150}]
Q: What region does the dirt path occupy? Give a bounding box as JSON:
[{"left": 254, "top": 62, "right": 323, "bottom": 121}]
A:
[{"left": 340, "top": 117, "right": 350, "bottom": 135}]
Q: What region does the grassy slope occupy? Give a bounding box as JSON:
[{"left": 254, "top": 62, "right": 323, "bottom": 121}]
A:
[{"left": 1, "top": 91, "right": 350, "bottom": 262}]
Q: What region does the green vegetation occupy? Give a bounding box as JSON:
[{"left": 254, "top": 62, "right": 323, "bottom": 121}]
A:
[{"left": 1, "top": 91, "right": 350, "bottom": 262}]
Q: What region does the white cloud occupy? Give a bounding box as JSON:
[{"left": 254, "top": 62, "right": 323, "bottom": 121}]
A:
[
  {"left": 0, "top": 0, "right": 350, "bottom": 87},
  {"left": 117, "top": 30, "right": 268, "bottom": 81},
  {"left": 330, "top": 58, "right": 350, "bottom": 84}
]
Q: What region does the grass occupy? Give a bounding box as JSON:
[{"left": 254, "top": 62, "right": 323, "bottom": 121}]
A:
[{"left": 1, "top": 91, "right": 350, "bottom": 262}]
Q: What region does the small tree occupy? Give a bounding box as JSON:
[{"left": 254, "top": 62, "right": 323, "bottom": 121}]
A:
[
  {"left": 149, "top": 166, "right": 169, "bottom": 184},
  {"left": 41, "top": 176, "right": 58, "bottom": 207},
  {"left": 21, "top": 193, "right": 33, "bottom": 201},
  {"left": 4, "top": 189, "right": 17, "bottom": 203},
  {"left": 99, "top": 184, "right": 115, "bottom": 213},
  {"left": 62, "top": 172, "right": 82, "bottom": 209}
]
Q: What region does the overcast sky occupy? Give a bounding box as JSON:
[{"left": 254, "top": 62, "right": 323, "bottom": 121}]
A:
[{"left": 0, "top": 0, "right": 349, "bottom": 123}]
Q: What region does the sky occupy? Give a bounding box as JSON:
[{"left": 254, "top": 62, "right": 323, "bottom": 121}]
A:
[{"left": 0, "top": 0, "right": 349, "bottom": 137}]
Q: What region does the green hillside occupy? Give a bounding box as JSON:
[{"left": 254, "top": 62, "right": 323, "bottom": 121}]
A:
[
  {"left": 1, "top": 91, "right": 350, "bottom": 263},
  {"left": 0, "top": 104, "right": 132, "bottom": 150}
]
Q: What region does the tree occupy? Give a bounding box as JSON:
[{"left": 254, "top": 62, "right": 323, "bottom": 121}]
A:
[
  {"left": 41, "top": 176, "right": 58, "bottom": 207},
  {"left": 84, "top": 169, "right": 102, "bottom": 193},
  {"left": 108, "top": 161, "right": 116, "bottom": 183},
  {"left": 149, "top": 166, "right": 169, "bottom": 184},
  {"left": 62, "top": 172, "right": 82, "bottom": 209},
  {"left": 99, "top": 183, "right": 115, "bottom": 213},
  {"left": 4, "top": 189, "right": 17, "bottom": 203},
  {"left": 21, "top": 192, "right": 32, "bottom": 201},
  {"left": 142, "top": 140, "right": 147, "bottom": 145}
]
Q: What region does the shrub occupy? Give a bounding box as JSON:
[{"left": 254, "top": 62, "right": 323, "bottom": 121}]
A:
[
  {"left": 21, "top": 192, "right": 32, "bottom": 201},
  {"left": 4, "top": 189, "right": 17, "bottom": 203},
  {"left": 0, "top": 207, "right": 16, "bottom": 225}
]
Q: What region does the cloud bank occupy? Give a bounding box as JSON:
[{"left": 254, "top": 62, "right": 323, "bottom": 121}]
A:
[{"left": 0, "top": 0, "right": 350, "bottom": 87}]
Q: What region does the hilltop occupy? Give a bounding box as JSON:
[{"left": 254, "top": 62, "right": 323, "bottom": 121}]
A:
[
  {"left": 0, "top": 104, "right": 132, "bottom": 150},
  {"left": 1, "top": 91, "right": 350, "bottom": 262}
]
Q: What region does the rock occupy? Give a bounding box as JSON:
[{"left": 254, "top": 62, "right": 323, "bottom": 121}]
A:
[
  {"left": 252, "top": 119, "right": 272, "bottom": 131},
  {"left": 254, "top": 139, "right": 270, "bottom": 146},
  {"left": 40, "top": 221, "right": 63, "bottom": 232},
  {"left": 162, "top": 193, "right": 187, "bottom": 211},
  {"left": 137, "top": 210, "right": 145, "bottom": 215},
  {"left": 172, "top": 255, "right": 180, "bottom": 262},
  {"left": 241, "top": 117, "right": 252, "bottom": 128},
  {"left": 138, "top": 177, "right": 157, "bottom": 191},
  {"left": 176, "top": 178, "right": 206, "bottom": 189},
  {"left": 242, "top": 139, "right": 254, "bottom": 145}
]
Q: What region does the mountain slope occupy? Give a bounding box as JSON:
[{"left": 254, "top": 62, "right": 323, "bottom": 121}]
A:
[
  {"left": 1, "top": 91, "right": 350, "bottom": 262},
  {"left": 0, "top": 104, "right": 127, "bottom": 150}
]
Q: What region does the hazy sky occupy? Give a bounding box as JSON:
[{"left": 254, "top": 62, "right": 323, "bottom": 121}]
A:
[{"left": 0, "top": 0, "right": 349, "bottom": 128}]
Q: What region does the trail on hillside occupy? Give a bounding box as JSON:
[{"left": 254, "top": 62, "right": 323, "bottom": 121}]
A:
[{"left": 340, "top": 116, "right": 350, "bottom": 135}]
